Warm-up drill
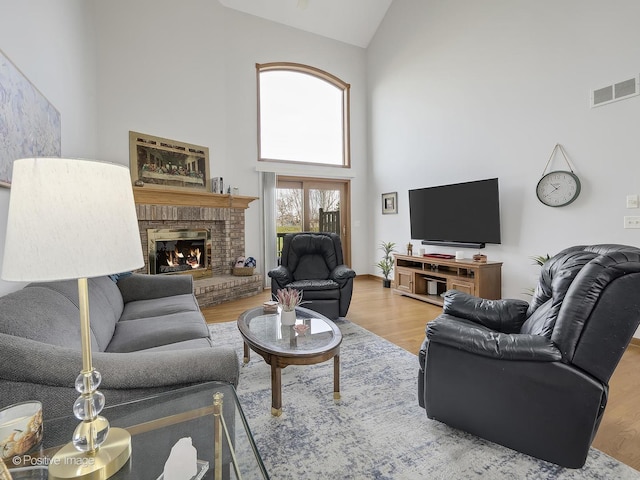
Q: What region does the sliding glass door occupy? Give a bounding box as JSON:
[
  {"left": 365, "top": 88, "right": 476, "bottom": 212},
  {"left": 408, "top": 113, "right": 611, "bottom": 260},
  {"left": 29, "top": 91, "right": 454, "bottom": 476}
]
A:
[{"left": 276, "top": 176, "right": 351, "bottom": 266}]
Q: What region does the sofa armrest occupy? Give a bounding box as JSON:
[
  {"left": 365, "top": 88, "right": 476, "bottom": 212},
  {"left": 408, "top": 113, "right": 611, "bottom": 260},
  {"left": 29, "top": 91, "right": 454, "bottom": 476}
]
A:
[
  {"left": 117, "top": 273, "right": 193, "bottom": 303},
  {"left": 426, "top": 315, "right": 562, "bottom": 361},
  {"left": 0, "top": 333, "right": 239, "bottom": 389},
  {"left": 442, "top": 290, "right": 529, "bottom": 333},
  {"left": 330, "top": 265, "right": 356, "bottom": 287},
  {"left": 268, "top": 266, "right": 292, "bottom": 289},
  {"left": 94, "top": 348, "right": 239, "bottom": 389}
]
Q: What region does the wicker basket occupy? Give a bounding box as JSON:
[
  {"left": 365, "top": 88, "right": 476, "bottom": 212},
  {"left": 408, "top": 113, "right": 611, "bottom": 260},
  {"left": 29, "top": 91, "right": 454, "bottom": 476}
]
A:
[{"left": 232, "top": 266, "right": 255, "bottom": 276}]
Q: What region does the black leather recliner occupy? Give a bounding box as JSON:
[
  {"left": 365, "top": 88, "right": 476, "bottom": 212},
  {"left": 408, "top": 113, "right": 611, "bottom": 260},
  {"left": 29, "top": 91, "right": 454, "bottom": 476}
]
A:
[
  {"left": 418, "top": 244, "right": 640, "bottom": 468},
  {"left": 268, "top": 232, "right": 355, "bottom": 319}
]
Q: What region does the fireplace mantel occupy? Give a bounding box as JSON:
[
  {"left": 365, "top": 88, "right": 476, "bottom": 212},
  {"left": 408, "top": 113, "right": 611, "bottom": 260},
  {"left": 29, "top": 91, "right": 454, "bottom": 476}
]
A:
[{"left": 133, "top": 186, "right": 258, "bottom": 209}]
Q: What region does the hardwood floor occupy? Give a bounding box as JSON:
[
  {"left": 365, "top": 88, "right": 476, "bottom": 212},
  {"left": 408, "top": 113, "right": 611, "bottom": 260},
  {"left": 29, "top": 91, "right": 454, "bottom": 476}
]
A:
[{"left": 202, "top": 275, "right": 640, "bottom": 471}]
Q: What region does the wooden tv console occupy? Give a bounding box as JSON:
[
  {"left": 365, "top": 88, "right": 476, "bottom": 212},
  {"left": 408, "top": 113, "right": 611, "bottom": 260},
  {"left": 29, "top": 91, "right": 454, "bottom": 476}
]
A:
[{"left": 393, "top": 254, "right": 502, "bottom": 306}]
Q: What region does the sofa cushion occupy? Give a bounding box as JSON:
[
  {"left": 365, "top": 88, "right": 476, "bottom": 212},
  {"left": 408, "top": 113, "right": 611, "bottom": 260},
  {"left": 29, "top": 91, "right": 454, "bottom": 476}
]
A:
[
  {"left": 106, "top": 312, "right": 211, "bottom": 353},
  {"left": 120, "top": 294, "right": 200, "bottom": 322},
  {"left": 25, "top": 277, "right": 123, "bottom": 351},
  {"left": 0, "top": 286, "right": 90, "bottom": 349}
]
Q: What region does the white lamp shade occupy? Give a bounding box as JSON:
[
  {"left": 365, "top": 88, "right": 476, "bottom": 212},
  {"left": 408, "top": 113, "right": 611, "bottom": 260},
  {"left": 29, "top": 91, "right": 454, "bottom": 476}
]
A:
[{"left": 2, "top": 158, "right": 145, "bottom": 281}]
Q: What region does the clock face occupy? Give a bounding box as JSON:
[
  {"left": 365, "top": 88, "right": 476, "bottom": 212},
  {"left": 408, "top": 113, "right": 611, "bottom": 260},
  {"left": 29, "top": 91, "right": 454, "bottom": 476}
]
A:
[{"left": 536, "top": 170, "right": 581, "bottom": 207}]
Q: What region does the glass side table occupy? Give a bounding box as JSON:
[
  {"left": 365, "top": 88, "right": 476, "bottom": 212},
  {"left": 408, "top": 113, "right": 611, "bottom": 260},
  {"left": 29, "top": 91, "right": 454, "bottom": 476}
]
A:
[{"left": 8, "top": 382, "right": 269, "bottom": 480}]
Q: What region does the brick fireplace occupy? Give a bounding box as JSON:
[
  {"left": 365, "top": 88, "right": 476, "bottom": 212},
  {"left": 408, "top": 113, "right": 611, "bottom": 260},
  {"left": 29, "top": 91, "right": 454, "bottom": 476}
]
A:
[{"left": 133, "top": 186, "right": 262, "bottom": 307}]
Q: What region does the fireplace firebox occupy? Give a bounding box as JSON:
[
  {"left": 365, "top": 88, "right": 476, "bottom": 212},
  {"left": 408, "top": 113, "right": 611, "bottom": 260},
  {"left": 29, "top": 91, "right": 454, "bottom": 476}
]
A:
[{"left": 148, "top": 228, "right": 211, "bottom": 277}]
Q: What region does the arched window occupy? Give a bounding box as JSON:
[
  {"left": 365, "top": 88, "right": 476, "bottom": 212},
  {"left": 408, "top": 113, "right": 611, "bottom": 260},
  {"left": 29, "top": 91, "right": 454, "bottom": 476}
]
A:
[{"left": 257, "top": 62, "right": 350, "bottom": 167}]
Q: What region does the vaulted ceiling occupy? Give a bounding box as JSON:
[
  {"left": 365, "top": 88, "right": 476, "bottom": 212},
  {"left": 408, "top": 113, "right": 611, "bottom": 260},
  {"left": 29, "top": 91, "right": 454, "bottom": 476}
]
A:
[{"left": 218, "top": 0, "right": 394, "bottom": 48}]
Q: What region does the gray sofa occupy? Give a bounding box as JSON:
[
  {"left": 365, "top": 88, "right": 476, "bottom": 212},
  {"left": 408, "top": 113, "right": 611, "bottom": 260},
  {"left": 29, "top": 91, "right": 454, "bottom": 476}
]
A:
[{"left": 0, "top": 273, "right": 239, "bottom": 419}]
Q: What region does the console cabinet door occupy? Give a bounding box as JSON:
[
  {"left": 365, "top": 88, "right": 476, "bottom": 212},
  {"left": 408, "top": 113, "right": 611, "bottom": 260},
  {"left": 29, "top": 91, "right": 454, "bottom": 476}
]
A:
[
  {"left": 396, "top": 267, "right": 413, "bottom": 293},
  {"left": 448, "top": 279, "right": 475, "bottom": 296}
]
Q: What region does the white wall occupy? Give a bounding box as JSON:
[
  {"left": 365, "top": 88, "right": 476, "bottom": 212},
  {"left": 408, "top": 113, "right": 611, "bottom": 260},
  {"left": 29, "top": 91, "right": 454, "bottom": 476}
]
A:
[
  {"left": 367, "top": 0, "right": 640, "bottom": 337},
  {"left": 92, "top": 0, "right": 369, "bottom": 279},
  {"left": 368, "top": 1, "right": 640, "bottom": 283},
  {"left": 0, "top": 0, "right": 98, "bottom": 295}
]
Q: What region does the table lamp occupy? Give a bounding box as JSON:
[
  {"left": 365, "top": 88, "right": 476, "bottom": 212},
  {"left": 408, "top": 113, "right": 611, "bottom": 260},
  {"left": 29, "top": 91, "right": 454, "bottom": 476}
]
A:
[{"left": 1, "top": 158, "right": 144, "bottom": 479}]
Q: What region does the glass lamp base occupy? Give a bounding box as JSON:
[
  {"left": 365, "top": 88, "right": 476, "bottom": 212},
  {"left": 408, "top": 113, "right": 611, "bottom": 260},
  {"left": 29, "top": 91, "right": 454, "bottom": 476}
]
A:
[{"left": 48, "top": 427, "right": 131, "bottom": 480}]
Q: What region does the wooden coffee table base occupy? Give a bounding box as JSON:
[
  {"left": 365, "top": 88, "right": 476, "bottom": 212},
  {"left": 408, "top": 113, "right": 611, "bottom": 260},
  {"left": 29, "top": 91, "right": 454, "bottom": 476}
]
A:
[{"left": 243, "top": 341, "right": 341, "bottom": 417}]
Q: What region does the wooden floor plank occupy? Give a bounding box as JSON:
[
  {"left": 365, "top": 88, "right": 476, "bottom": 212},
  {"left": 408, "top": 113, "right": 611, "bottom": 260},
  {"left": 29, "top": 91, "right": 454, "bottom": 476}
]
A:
[{"left": 202, "top": 275, "right": 640, "bottom": 471}]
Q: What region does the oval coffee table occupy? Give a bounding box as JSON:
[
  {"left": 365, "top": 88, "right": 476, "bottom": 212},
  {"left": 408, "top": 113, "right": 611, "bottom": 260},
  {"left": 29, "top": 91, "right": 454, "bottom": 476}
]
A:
[{"left": 237, "top": 305, "right": 342, "bottom": 416}]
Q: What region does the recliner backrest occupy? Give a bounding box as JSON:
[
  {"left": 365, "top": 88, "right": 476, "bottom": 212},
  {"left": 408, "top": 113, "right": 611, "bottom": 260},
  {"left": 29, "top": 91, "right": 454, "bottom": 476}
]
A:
[
  {"left": 522, "top": 244, "right": 640, "bottom": 382},
  {"left": 522, "top": 248, "right": 598, "bottom": 337},
  {"left": 281, "top": 233, "right": 342, "bottom": 280}
]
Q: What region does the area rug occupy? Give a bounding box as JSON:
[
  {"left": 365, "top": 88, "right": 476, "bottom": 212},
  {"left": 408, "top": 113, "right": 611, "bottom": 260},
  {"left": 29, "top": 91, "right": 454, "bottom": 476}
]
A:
[{"left": 209, "top": 320, "right": 640, "bottom": 479}]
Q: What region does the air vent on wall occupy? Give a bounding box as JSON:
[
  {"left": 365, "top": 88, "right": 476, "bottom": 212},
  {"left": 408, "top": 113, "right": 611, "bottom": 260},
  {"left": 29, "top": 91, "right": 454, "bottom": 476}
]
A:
[{"left": 591, "top": 75, "right": 639, "bottom": 107}]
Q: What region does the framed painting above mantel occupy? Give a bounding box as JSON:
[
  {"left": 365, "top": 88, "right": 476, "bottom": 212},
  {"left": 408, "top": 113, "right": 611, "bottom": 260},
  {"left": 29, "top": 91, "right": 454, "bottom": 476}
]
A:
[{"left": 129, "top": 131, "right": 210, "bottom": 192}]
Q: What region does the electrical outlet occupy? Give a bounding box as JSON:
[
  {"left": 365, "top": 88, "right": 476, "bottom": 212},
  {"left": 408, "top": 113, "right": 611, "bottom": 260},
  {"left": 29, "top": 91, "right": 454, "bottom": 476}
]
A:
[
  {"left": 624, "top": 216, "right": 640, "bottom": 228},
  {"left": 627, "top": 195, "right": 639, "bottom": 208}
]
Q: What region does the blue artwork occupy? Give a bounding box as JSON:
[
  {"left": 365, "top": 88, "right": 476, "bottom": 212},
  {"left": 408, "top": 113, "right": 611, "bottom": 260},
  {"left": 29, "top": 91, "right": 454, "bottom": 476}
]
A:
[{"left": 0, "top": 49, "right": 61, "bottom": 187}]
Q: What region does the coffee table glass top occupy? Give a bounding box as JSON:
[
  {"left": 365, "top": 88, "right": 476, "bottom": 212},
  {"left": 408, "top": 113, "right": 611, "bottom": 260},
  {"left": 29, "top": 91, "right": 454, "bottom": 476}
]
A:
[
  {"left": 238, "top": 306, "right": 342, "bottom": 356},
  {"left": 19, "top": 382, "right": 269, "bottom": 480}
]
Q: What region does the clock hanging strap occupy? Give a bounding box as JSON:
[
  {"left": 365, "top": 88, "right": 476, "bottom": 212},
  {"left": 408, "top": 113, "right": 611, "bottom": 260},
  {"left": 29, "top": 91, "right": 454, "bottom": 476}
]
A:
[{"left": 542, "top": 143, "right": 577, "bottom": 176}]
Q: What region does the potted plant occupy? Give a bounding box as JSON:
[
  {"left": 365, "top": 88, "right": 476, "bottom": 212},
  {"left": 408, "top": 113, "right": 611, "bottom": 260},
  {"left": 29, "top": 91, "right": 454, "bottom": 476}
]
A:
[
  {"left": 376, "top": 241, "right": 396, "bottom": 288},
  {"left": 275, "top": 287, "right": 305, "bottom": 325},
  {"left": 524, "top": 253, "right": 551, "bottom": 296}
]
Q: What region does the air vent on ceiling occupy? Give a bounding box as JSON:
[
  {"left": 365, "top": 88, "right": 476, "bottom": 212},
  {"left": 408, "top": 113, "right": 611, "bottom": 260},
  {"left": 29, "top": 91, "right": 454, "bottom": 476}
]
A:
[{"left": 591, "top": 75, "right": 639, "bottom": 108}]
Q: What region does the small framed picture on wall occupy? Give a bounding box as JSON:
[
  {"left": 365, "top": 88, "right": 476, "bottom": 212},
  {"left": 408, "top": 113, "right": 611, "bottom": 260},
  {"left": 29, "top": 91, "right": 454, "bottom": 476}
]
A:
[{"left": 382, "top": 192, "right": 398, "bottom": 214}]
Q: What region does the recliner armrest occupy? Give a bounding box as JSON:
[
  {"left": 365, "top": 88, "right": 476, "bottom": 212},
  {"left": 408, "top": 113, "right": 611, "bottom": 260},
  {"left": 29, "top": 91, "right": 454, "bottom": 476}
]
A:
[
  {"left": 442, "top": 290, "right": 529, "bottom": 333},
  {"left": 330, "top": 265, "right": 356, "bottom": 287},
  {"left": 426, "top": 315, "right": 562, "bottom": 361},
  {"left": 268, "top": 265, "right": 292, "bottom": 289}
]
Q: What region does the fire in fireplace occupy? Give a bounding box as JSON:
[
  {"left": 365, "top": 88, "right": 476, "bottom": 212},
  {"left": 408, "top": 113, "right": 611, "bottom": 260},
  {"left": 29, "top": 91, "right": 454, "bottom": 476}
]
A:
[{"left": 148, "top": 229, "right": 210, "bottom": 276}]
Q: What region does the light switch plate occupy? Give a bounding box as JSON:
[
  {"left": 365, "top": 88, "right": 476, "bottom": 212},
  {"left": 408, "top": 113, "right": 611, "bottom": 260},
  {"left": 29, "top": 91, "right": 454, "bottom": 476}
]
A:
[{"left": 627, "top": 195, "right": 639, "bottom": 208}]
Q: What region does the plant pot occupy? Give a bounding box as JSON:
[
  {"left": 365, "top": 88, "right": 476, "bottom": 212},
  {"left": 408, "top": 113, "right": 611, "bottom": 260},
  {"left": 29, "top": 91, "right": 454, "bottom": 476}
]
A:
[
  {"left": 382, "top": 279, "right": 391, "bottom": 288},
  {"left": 280, "top": 309, "right": 297, "bottom": 326}
]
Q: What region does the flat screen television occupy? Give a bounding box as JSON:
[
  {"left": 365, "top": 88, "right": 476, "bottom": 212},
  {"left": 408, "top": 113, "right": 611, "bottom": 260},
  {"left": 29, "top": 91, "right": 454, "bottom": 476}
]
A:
[{"left": 408, "top": 178, "right": 501, "bottom": 249}]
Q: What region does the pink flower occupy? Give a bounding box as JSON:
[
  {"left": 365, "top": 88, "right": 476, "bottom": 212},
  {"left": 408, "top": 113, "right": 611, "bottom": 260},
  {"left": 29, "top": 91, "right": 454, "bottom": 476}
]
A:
[{"left": 275, "top": 288, "right": 305, "bottom": 311}]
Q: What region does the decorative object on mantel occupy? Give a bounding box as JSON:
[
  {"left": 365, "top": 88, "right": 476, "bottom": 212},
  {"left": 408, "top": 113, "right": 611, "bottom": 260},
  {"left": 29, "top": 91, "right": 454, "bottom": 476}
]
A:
[
  {"left": 2, "top": 157, "right": 145, "bottom": 479},
  {"left": 134, "top": 179, "right": 144, "bottom": 187},
  {"left": 0, "top": 48, "right": 61, "bottom": 188},
  {"left": 536, "top": 143, "right": 581, "bottom": 207},
  {"left": 381, "top": 192, "right": 398, "bottom": 214},
  {"left": 129, "top": 131, "right": 210, "bottom": 193},
  {"left": 211, "top": 176, "right": 224, "bottom": 194},
  {"left": 376, "top": 241, "right": 397, "bottom": 288},
  {"left": 407, "top": 243, "right": 413, "bottom": 256}
]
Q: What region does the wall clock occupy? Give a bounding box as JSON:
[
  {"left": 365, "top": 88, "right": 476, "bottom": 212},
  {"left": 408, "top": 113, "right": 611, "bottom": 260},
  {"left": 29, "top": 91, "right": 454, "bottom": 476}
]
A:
[
  {"left": 536, "top": 144, "right": 581, "bottom": 207},
  {"left": 536, "top": 170, "right": 581, "bottom": 207}
]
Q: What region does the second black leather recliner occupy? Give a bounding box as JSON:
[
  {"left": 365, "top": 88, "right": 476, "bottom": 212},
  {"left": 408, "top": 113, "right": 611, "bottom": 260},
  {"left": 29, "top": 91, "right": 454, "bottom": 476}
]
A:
[{"left": 419, "top": 244, "right": 640, "bottom": 468}]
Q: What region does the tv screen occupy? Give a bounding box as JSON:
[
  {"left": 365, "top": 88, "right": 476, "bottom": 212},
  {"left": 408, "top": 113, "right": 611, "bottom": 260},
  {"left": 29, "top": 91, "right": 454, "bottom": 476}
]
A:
[{"left": 409, "top": 178, "right": 501, "bottom": 248}]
